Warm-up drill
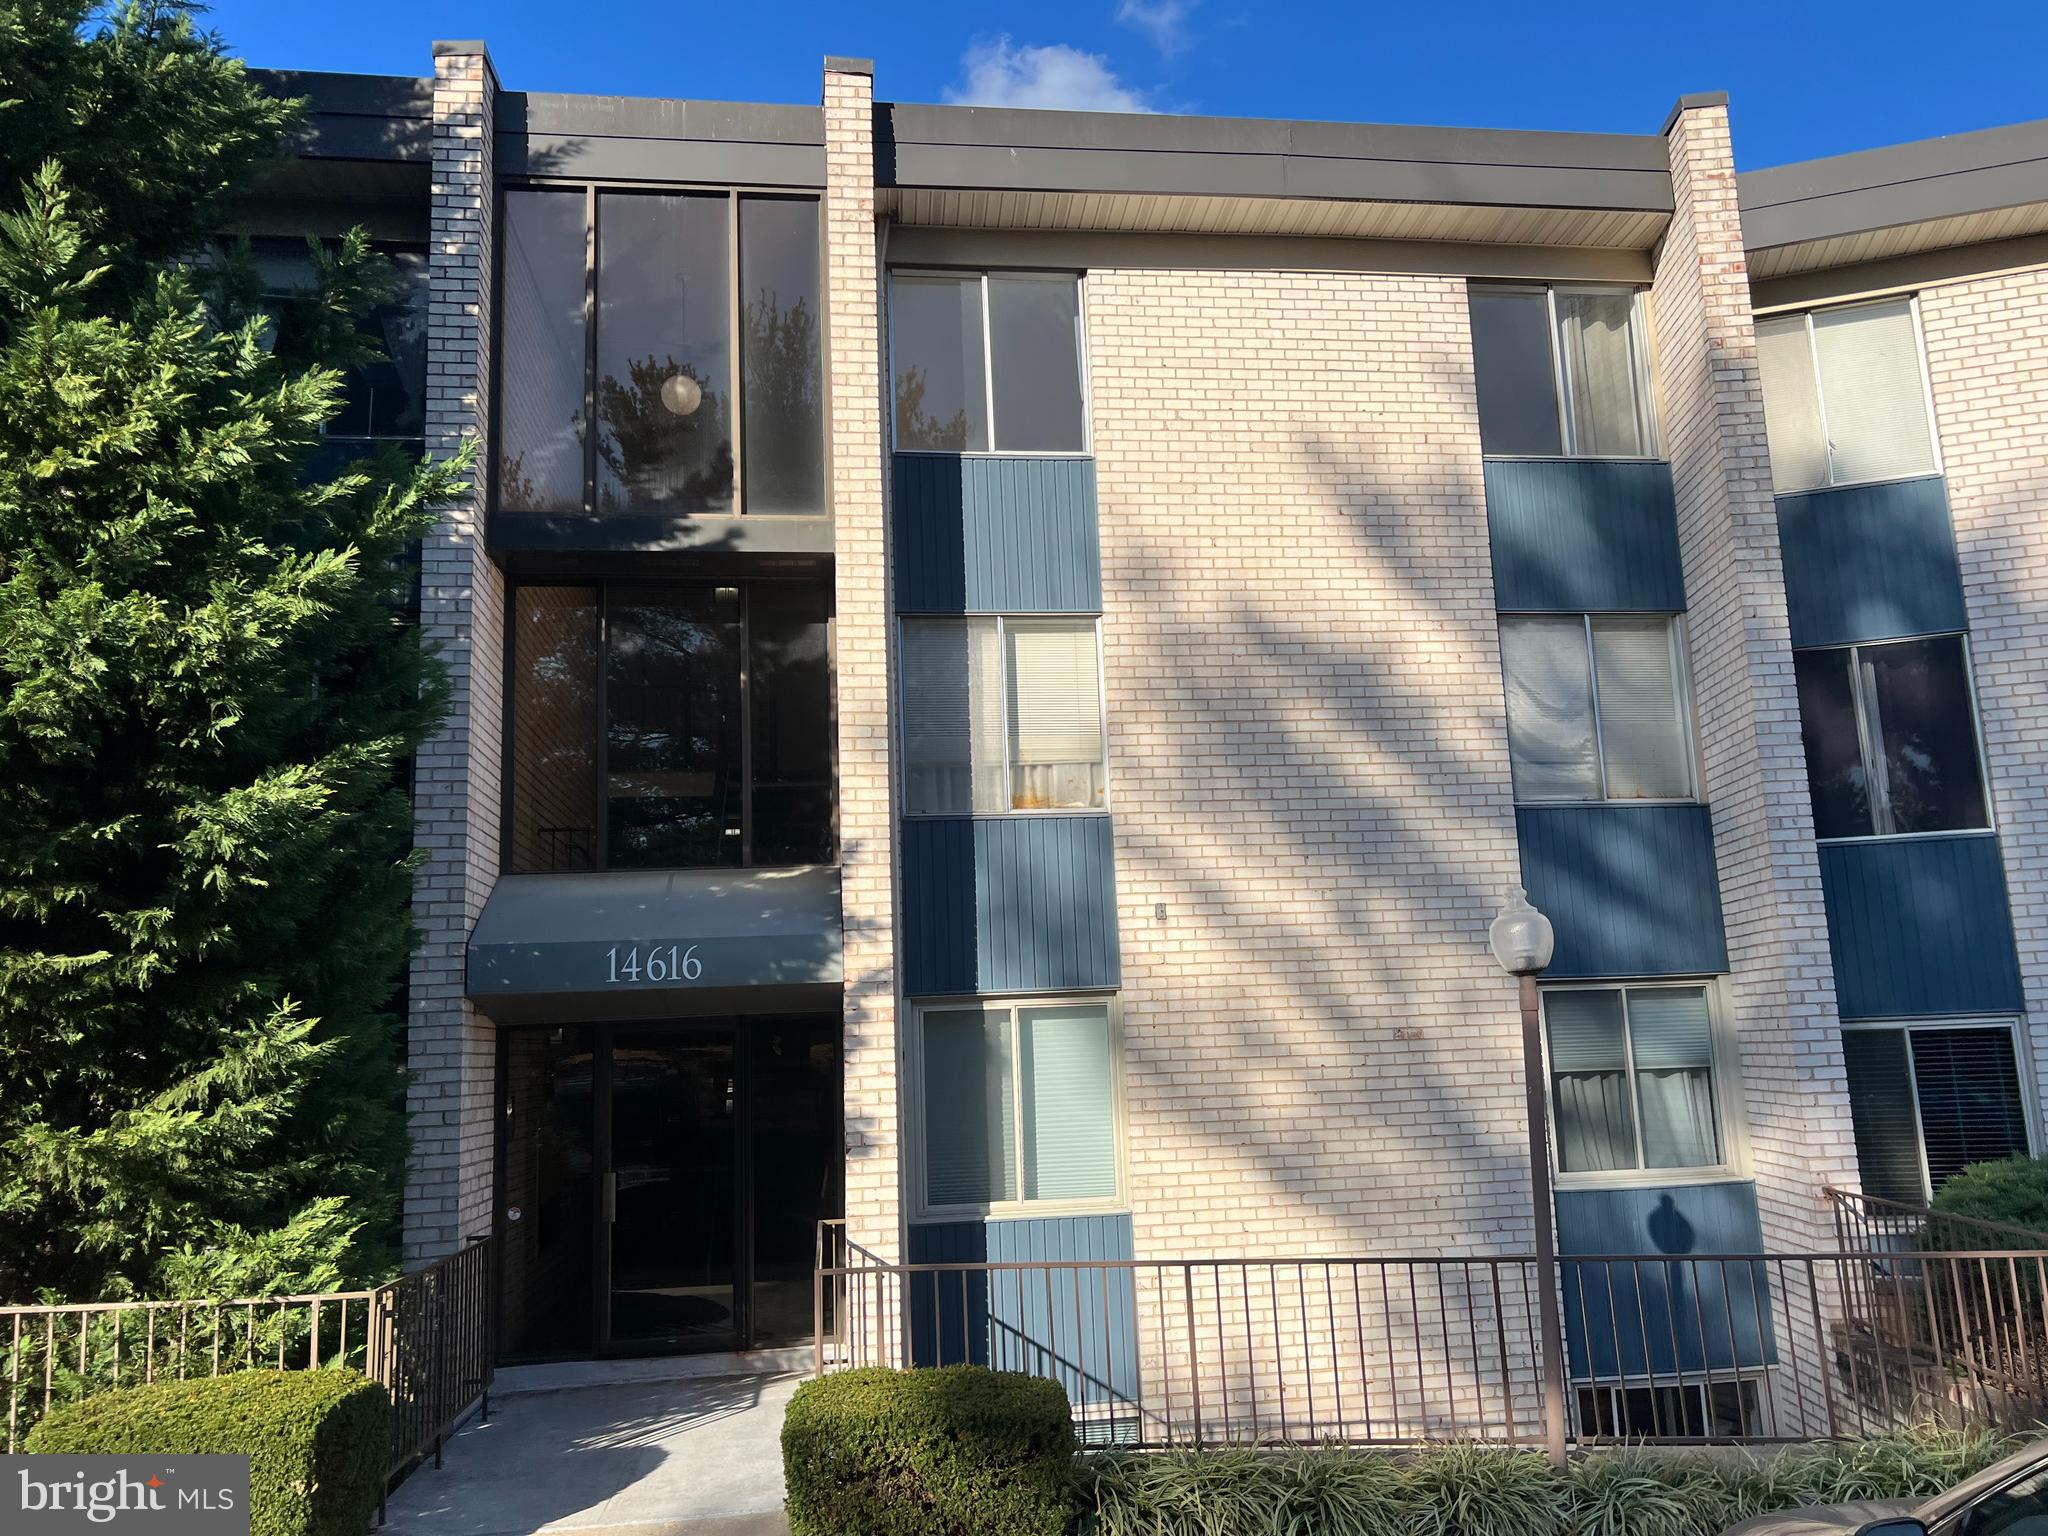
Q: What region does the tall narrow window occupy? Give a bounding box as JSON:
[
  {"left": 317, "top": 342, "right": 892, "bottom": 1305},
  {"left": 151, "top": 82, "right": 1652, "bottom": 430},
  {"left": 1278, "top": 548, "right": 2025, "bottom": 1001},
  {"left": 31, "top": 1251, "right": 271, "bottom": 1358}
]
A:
[
  {"left": 1469, "top": 283, "right": 1654, "bottom": 457},
  {"left": 605, "top": 587, "right": 742, "bottom": 868},
  {"left": 1755, "top": 299, "right": 1938, "bottom": 493},
  {"left": 891, "top": 270, "right": 1087, "bottom": 453},
  {"left": 918, "top": 999, "right": 1120, "bottom": 1214},
  {"left": 901, "top": 616, "right": 1107, "bottom": 816},
  {"left": 498, "top": 191, "right": 588, "bottom": 511},
  {"left": 508, "top": 586, "right": 599, "bottom": 871},
  {"left": 1842, "top": 1024, "right": 2030, "bottom": 1203},
  {"left": 1546, "top": 985, "right": 1722, "bottom": 1176},
  {"left": 1792, "top": 635, "right": 1988, "bottom": 839},
  {"left": 739, "top": 197, "right": 824, "bottom": 513},
  {"left": 1499, "top": 615, "right": 1692, "bottom": 803}
]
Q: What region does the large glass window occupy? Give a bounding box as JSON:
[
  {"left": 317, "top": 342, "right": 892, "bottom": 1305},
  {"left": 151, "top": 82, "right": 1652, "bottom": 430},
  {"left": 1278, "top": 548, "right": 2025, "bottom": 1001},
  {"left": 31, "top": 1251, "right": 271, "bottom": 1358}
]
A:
[
  {"left": 249, "top": 237, "right": 428, "bottom": 448},
  {"left": 900, "top": 617, "right": 1106, "bottom": 816},
  {"left": 1842, "top": 1024, "right": 2030, "bottom": 1203},
  {"left": 1469, "top": 283, "right": 1656, "bottom": 457},
  {"left": 1499, "top": 615, "right": 1693, "bottom": 802},
  {"left": 506, "top": 580, "right": 834, "bottom": 871},
  {"left": 1546, "top": 984, "right": 1722, "bottom": 1176},
  {"left": 1792, "top": 635, "right": 1988, "bottom": 839},
  {"left": 495, "top": 188, "right": 823, "bottom": 517},
  {"left": 891, "top": 270, "right": 1087, "bottom": 453},
  {"left": 1755, "top": 299, "right": 1939, "bottom": 494},
  {"left": 918, "top": 998, "right": 1119, "bottom": 1213}
]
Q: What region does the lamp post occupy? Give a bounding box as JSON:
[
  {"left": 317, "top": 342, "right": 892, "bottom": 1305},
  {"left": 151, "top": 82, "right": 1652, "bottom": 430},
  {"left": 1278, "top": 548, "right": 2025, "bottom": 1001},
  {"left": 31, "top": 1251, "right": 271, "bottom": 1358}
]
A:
[{"left": 1489, "top": 886, "right": 1568, "bottom": 1466}]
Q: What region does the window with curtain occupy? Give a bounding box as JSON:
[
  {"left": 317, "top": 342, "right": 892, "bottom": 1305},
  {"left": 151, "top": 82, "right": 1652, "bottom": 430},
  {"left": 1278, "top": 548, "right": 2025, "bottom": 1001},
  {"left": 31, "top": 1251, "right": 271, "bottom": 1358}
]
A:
[
  {"left": 918, "top": 999, "right": 1119, "bottom": 1212},
  {"left": 1792, "top": 634, "right": 1988, "bottom": 839},
  {"left": 891, "top": 270, "right": 1087, "bottom": 453},
  {"left": 1841, "top": 1024, "right": 2030, "bottom": 1203},
  {"left": 900, "top": 616, "right": 1106, "bottom": 816},
  {"left": 1754, "top": 299, "right": 1938, "bottom": 494},
  {"left": 1546, "top": 985, "right": 1721, "bottom": 1175},
  {"left": 1468, "top": 283, "right": 1655, "bottom": 457},
  {"left": 1499, "top": 615, "right": 1693, "bottom": 803}
]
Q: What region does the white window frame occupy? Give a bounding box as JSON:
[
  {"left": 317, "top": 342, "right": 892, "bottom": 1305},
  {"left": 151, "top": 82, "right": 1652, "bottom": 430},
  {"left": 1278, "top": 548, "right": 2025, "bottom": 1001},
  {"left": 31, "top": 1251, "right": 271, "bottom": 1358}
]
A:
[
  {"left": 906, "top": 992, "right": 1129, "bottom": 1222},
  {"left": 1762, "top": 294, "right": 1944, "bottom": 495},
  {"left": 1798, "top": 630, "right": 1995, "bottom": 844},
  {"left": 1841, "top": 1016, "right": 2037, "bottom": 1203},
  {"left": 887, "top": 267, "right": 1093, "bottom": 457},
  {"left": 1501, "top": 612, "right": 1701, "bottom": 806},
  {"left": 1573, "top": 1371, "right": 1771, "bottom": 1434},
  {"left": 1539, "top": 978, "right": 1747, "bottom": 1189},
  {"left": 896, "top": 613, "right": 1111, "bottom": 819},
  {"left": 1475, "top": 282, "right": 1661, "bottom": 460}
]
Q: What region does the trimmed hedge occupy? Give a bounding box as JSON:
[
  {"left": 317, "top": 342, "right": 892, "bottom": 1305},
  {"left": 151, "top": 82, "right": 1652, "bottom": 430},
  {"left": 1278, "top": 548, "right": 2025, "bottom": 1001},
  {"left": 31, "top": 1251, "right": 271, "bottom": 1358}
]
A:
[
  {"left": 26, "top": 1368, "right": 393, "bottom": 1536},
  {"left": 783, "top": 1366, "right": 1077, "bottom": 1536},
  {"left": 1931, "top": 1156, "right": 2048, "bottom": 1241}
]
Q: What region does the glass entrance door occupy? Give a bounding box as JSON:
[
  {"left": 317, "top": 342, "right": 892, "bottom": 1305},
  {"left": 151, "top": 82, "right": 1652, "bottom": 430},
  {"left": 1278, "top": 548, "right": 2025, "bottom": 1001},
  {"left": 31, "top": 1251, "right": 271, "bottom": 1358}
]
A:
[{"left": 604, "top": 1028, "right": 740, "bottom": 1351}]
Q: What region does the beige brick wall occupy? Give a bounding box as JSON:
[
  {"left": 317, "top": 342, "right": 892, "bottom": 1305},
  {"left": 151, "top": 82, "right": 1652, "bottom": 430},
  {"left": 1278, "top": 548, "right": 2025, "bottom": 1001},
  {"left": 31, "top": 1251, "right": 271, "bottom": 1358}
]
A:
[
  {"left": 1921, "top": 266, "right": 2048, "bottom": 1122},
  {"left": 405, "top": 42, "right": 503, "bottom": 1263},
  {"left": 823, "top": 59, "right": 904, "bottom": 1269},
  {"left": 1653, "top": 102, "right": 1856, "bottom": 1254},
  {"left": 1087, "top": 266, "right": 1536, "bottom": 1433}
]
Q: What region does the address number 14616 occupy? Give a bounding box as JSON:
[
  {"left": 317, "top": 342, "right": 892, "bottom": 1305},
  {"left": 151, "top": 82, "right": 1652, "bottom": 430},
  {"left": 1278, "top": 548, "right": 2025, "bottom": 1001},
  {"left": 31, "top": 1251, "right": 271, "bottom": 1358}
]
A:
[{"left": 605, "top": 944, "right": 701, "bottom": 983}]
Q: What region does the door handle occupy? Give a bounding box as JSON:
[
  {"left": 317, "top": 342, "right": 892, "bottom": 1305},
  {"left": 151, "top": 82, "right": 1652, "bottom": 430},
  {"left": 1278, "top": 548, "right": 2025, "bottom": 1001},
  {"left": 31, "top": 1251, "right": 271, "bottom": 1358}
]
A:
[{"left": 604, "top": 1171, "right": 617, "bottom": 1224}]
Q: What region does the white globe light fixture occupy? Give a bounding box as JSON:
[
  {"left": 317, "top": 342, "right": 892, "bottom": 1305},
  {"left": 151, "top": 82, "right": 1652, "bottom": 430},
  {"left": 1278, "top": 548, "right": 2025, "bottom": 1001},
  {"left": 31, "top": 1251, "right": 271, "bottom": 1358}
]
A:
[
  {"left": 660, "top": 372, "right": 704, "bottom": 417},
  {"left": 1488, "top": 885, "right": 1555, "bottom": 976}
]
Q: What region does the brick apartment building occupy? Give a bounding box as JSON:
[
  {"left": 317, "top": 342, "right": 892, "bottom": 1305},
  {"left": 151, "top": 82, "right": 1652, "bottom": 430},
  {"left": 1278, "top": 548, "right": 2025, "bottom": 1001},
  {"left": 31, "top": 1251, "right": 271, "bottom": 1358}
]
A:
[{"left": 236, "top": 44, "right": 2048, "bottom": 1435}]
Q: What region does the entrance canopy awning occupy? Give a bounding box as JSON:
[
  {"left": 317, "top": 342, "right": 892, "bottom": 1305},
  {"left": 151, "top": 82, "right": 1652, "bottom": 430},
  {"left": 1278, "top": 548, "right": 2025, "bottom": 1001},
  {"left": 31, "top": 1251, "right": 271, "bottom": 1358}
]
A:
[{"left": 468, "top": 866, "right": 842, "bottom": 1023}]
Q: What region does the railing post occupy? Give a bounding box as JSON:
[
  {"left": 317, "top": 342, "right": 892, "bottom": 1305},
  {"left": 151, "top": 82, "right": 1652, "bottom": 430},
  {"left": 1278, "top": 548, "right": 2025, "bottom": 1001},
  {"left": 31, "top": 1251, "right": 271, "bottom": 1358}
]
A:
[
  {"left": 814, "top": 1223, "right": 826, "bottom": 1377},
  {"left": 1182, "top": 1264, "right": 1202, "bottom": 1447}
]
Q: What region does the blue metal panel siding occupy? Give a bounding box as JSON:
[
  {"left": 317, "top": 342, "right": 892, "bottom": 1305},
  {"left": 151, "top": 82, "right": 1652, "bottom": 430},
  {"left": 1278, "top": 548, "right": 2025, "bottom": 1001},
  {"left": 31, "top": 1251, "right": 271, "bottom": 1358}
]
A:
[
  {"left": 902, "top": 815, "right": 1121, "bottom": 996},
  {"left": 1556, "top": 1182, "right": 1775, "bottom": 1379},
  {"left": 893, "top": 455, "right": 1101, "bottom": 613},
  {"left": 1776, "top": 477, "right": 1966, "bottom": 647},
  {"left": 1484, "top": 459, "right": 1687, "bottom": 613},
  {"left": 1516, "top": 805, "right": 1729, "bottom": 979},
  {"left": 907, "top": 1214, "right": 1139, "bottom": 1407},
  {"left": 1819, "top": 833, "right": 2023, "bottom": 1019}
]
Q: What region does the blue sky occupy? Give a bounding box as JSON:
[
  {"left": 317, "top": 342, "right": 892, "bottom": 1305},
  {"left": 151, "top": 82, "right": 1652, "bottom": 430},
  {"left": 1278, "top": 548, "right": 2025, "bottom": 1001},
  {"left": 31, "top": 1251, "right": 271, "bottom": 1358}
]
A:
[{"left": 203, "top": 0, "right": 2048, "bottom": 170}]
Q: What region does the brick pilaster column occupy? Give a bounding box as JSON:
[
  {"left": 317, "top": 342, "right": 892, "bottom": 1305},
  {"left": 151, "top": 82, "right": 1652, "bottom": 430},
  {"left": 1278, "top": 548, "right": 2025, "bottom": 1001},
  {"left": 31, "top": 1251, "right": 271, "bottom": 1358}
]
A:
[
  {"left": 1655, "top": 97, "right": 1856, "bottom": 1252},
  {"left": 823, "top": 57, "right": 904, "bottom": 1268},
  {"left": 405, "top": 40, "right": 503, "bottom": 1264}
]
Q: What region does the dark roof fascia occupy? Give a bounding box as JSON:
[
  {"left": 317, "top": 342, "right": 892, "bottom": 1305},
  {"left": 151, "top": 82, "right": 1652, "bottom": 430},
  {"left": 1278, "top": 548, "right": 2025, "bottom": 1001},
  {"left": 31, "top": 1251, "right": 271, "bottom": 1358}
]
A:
[
  {"left": 251, "top": 68, "right": 432, "bottom": 164},
  {"left": 1740, "top": 117, "right": 2048, "bottom": 252},
  {"left": 496, "top": 92, "right": 825, "bottom": 185},
  {"left": 877, "top": 102, "right": 1674, "bottom": 213}
]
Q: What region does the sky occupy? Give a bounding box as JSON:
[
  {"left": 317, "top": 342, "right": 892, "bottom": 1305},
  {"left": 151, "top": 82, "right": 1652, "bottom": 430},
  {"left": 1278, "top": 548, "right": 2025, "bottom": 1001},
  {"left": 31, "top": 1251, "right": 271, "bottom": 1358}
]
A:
[{"left": 202, "top": 0, "right": 2048, "bottom": 170}]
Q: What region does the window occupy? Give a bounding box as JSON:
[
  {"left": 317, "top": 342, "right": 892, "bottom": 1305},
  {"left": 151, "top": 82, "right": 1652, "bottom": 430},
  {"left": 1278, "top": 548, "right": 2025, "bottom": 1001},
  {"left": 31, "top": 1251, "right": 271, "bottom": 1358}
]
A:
[
  {"left": 890, "top": 271, "right": 1087, "bottom": 453},
  {"left": 900, "top": 617, "right": 1107, "bottom": 815},
  {"left": 916, "top": 998, "right": 1120, "bottom": 1214},
  {"left": 1577, "top": 1377, "right": 1762, "bottom": 1440},
  {"left": 506, "top": 580, "right": 834, "bottom": 871},
  {"left": 1754, "top": 299, "right": 1938, "bottom": 493},
  {"left": 1545, "top": 985, "right": 1723, "bottom": 1176},
  {"left": 1841, "top": 1023, "right": 2031, "bottom": 1204},
  {"left": 1499, "top": 616, "right": 1694, "bottom": 802},
  {"left": 1468, "top": 284, "right": 1656, "bottom": 457},
  {"left": 1792, "top": 635, "right": 1988, "bottom": 839},
  {"left": 247, "top": 238, "right": 428, "bottom": 446},
  {"left": 494, "top": 188, "right": 823, "bottom": 517}
]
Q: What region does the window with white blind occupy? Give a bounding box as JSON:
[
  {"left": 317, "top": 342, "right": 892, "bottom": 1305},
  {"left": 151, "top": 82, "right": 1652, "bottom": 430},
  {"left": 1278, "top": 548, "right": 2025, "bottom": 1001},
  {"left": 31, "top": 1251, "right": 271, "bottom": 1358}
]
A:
[
  {"left": 1499, "top": 615, "right": 1695, "bottom": 803},
  {"left": 1841, "top": 1023, "right": 2031, "bottom": 1204},
  {"left": 1545, "top": 984, "right": 1726, "bottom": 1177},
  {"left": 900, "top": 616, "right": 1106, "bottom": 816},
  {"left": 1754, "top": 299, "right": 1939, "bottom": 494},
  {"left": 1468, "top": 283, "right": 1657, "bottom": 458},
  {"left": 915, "top": 997, "right": 1121, "bottom": 1215}
]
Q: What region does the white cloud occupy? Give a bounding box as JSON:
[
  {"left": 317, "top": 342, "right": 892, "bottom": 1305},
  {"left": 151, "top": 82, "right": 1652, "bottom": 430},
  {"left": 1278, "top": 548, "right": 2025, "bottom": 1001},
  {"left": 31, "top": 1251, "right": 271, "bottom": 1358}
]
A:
[
  {"left": 1115, "top": 0, "right": 1198, "bottom": 57},
  {"left": 944, "top": 37, "right": 1154, "bottom": 113}
]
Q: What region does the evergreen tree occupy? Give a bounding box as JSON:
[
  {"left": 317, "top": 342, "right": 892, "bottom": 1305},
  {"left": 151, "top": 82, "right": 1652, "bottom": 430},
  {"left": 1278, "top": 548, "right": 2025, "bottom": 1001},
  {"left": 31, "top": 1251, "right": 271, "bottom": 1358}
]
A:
[{"left": 0, "top": 1, "right": 467, "bottom": 1300}]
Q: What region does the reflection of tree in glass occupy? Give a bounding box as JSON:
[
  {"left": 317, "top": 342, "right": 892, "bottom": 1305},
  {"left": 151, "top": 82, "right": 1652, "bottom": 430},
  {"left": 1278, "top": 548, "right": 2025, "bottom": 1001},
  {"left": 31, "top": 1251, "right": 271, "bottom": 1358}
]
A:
[
  {"left": 743, "top": 289, "right": 822, "bottom": 510},
  {"left": 894, "top": 364, "right": 971, "bottom": 451},
  {"left": 596, "top": 355, "right": 732, "bottom": 513}
]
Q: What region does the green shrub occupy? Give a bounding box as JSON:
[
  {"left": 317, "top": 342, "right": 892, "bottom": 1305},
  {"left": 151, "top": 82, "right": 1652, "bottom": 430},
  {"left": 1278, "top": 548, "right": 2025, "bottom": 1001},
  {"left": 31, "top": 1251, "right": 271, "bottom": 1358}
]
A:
[
  {"left": 26, "top": 1368, "right": 393, "bottom": 1536},
  {"left": 782, "top": 1366, "right": 1077, "bottom": 1536},
  {"left": 1083, "top": 1424, "right": 2013, "bottom": 1536},
  {"left": 1930, "top": 1157, "right": 2048, "bottom": 1241}
]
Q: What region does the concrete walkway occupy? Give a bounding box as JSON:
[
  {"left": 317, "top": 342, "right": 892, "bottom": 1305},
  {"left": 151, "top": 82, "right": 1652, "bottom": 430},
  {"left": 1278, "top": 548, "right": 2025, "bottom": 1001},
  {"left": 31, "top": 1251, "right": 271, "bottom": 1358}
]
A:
[{"left": 382, "top": 1371, "right": 796, "bottom": 1536}]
